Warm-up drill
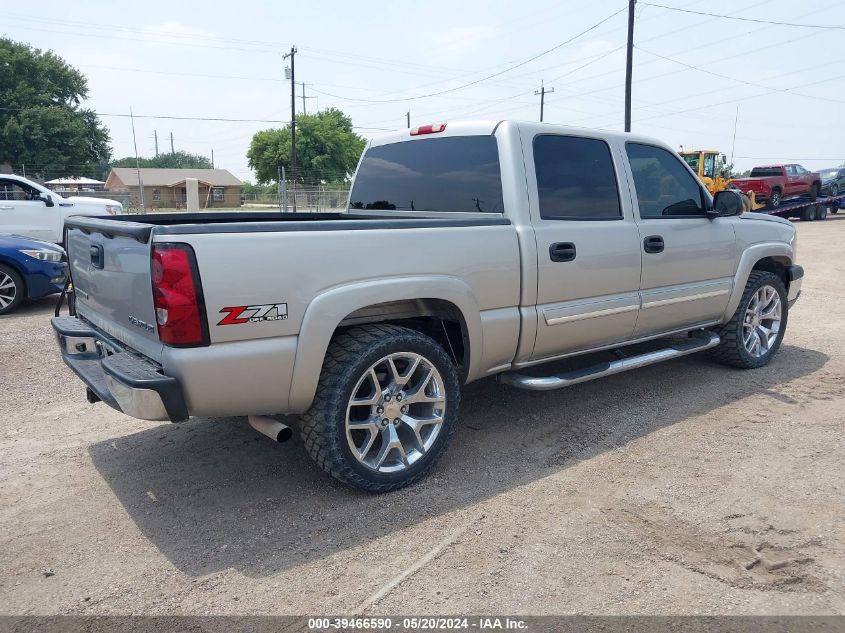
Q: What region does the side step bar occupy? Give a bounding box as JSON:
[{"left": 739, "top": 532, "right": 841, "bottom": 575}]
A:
[{"left": 498, "top": 332, "right": 720, "bottom": 391}]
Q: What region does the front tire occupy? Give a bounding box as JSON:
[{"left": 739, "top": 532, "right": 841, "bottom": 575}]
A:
[
  {"left": 832, "top": 184, "right": 839, "bottom": 196},
  {"left": 299, "top": 324, "right": 460, "bottom": 492},
  {"left": 0, "top": 265, "right": 24, "bottom": 315},
  {"left": 711, "top": 271, "right": 787, "bottom": 369}
]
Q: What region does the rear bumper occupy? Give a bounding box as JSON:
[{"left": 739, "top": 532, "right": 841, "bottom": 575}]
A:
[
  {"left": 52, "top": 316, "right": 188, "bottom": 422},
  {"left": 786, "top": 265, "right": 803, "bottom": 308}
]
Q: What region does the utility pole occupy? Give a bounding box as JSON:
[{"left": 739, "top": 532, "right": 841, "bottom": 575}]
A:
[
  {"left": 211, "top": 149, "right": 215, "bottom": 168},
  {"left": 534, "top": 81, "right": 554, "bottom": 122},
  {"left": 406, "top": 111, "right": 410, "bottom": 129},
  {"left": 624, "top": 0, "right": 636, "bottom": 132},
  {"left": 170, "top": 132, "right": 175, "bottom": 154},
  {"left": 730, "top": 106, "right": 739, "bottom": 166},
  {"left": 154, "top": 130, "right": 159, "bottom": 157},
  {"left": 283, "top": 46, "right": 298, "bottom": 211},
  {"left": 300, "top": 82, "right": 316, "bottom": 115},
  {"left": 130, "top": 107, "right": 145, "bottom": 211},
  {"left": 278, "top": 165, "right": 287, "bottom": 212}
]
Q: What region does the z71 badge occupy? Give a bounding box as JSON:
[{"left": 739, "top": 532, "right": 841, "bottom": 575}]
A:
[{"left": 217, "top": 303, "right": 288, "bottom": 325}]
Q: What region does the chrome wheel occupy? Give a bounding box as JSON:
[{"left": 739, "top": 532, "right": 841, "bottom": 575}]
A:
[
  {"left": 345, "top": 352, "right": 446, "bottom": 474},
  {"left": 743, "top": 285, "right": 782, "bottom": 358},
  {"left": 0, "top": 270, "right": 17, "bottom": 310}
]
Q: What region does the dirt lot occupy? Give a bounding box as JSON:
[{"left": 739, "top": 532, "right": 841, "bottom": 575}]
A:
[{"left": 1, "top": 215, "right": 843, "bottom": 616}]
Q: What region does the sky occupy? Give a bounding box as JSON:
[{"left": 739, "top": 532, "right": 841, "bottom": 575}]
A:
[{"left": 4, "top": 0, "right": 844, "bottom": 181}]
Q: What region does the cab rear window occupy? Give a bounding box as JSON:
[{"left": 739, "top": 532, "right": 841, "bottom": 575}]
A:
[
  {"left": 749, "top": 168, "right": 783, "bottom": 177},
  {"left": 349, "top": 136, "right": 504, "bottom": 213}
]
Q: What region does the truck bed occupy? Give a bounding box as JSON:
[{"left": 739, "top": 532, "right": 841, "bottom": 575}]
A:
[{"left": 65, "top": 212, "right": 510, "bottom": 242}]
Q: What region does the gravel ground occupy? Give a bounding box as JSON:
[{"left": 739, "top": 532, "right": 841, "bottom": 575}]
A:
[{"left": 1, "top": 215, "right": 843, "bottom": 616}]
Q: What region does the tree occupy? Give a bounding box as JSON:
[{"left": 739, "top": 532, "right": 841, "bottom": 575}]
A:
[
  {"left": 111, "top": 151, "right": 212, "bottom": 170},
  {"left": 718, "top": 161, "right": 736, "bottom": 179},
  {"left": 0, "top": 38, "right": 111, "bottom": 178},
  {"left": 247, "top": 108, "right": 365, "bottom": 185}
]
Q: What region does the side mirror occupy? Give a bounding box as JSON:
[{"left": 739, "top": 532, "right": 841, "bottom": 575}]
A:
[
  {"left": 38, "top": 193, "right": 55, "bottom": 207},
  {"left": 710, "top": 189, "right": 743, "bottom": 218}
]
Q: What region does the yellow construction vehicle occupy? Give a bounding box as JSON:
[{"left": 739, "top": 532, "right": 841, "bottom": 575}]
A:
[{"left": 679, "top": 149, "right": 731, "bottom": 195}]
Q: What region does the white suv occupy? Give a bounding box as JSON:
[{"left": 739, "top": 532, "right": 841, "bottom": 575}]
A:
[{"left": 0, "top": 174, "right": 123, "bottom": 244}]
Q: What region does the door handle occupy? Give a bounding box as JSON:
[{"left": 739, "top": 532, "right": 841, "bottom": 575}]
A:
[
  {"left": 643, "top": 235, "right": 664, "bottom": 254},
  {"left": 549, "top": 242, "right": 576, "bottom": 262},
  {"left": 90, "top": 244, "right": 104, "bottom": 269}
]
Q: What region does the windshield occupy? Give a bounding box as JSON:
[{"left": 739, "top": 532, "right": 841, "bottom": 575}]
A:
[
  {"left": 349, "top": 136, "right": 504, "bottom": 213},
  {"left": 820, "top": 169, "right": 839, "bottom": 178},
  {"left": 749, "top": 167, "right": 783, "bottom": 177},
  {"left": 681, "top": 154, "right": 700, "bottom": 173}
]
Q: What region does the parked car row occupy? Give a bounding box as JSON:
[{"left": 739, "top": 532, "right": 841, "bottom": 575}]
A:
[
  {"left": 0, "top": 174, "right": 122, "bottom": 244},
  {"left": 0, "top": 233, "right": 67, "bottom": 315}
]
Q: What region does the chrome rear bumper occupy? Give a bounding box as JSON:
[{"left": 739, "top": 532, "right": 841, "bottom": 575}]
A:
[{"left": 52, "top": 316, "right": 188, "bottom": 422}]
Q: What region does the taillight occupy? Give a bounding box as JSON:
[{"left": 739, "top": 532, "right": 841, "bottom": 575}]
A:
[
  {"left": 151, "top": 243, "right": 209, "bottom": 347},
  {"left": 410, "top": 122, "right": 446, "bottom": 136}
]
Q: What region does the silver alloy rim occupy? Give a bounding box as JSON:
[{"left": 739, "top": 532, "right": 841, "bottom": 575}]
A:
[
  {"left": 345, "top": 352, "right": 446, "bottom": 473},
  {"left": 743, "top": 285, "right": 782, "bottom": 358},
  {"left": 0, "top": 271, "right": 16, "bottom": 310}
]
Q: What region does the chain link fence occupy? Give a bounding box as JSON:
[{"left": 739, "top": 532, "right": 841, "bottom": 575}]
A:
[{"left": 63, "top": 186, "right": 351, "bottom": 214}]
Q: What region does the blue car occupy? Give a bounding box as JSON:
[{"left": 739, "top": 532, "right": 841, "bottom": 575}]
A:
[{"left": 0, "top": 234, "right": 68, "bottom": 315}]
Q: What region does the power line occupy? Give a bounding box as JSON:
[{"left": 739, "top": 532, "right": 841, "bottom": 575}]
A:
[
  {"left": 640, "top": 2, "right": 845, "bottom": 30},
  {"left": 307, "top": 6, "right": 627, "bottom": 105},
  {"left": 635, "top": 46, "right": 845, "bottom": 104}
]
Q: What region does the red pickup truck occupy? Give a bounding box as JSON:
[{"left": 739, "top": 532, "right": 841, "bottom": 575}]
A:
[{"left": 731, "top": 164, "right": 821, "bottom": 209}]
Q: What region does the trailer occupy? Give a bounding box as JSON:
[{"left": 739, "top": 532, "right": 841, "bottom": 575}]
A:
[{"left": 741, "top": 191, "right": 845, "bottom": 221}]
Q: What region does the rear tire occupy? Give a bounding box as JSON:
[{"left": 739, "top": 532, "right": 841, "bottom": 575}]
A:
[
  {"left": 801, "top": 206, "right": 815, "bottom": 221},
  {"left": 818, "top": 206, "right": 828, "bottom": 220},
  {"left": 810, "top": 183, "right": 819, "bottom": 202},
  {"left": 767, "top": 189, "right": 782, "bottom": 209},
  {"left": 711, "top": 271, "right": 787, "bottom": 369},
  {"left": 299, "top": 324, "right": 460, "bottom": 493},
  {"left": 0, "top": 264, "right": 24, "bottom": 315}
]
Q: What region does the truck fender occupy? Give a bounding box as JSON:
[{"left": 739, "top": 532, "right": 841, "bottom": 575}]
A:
[
  {"left": 722, "top": 242, "right": 794, "bottom": 321},
  {"left": 287, "top": 275, "right": 483, "bottom": 413}
]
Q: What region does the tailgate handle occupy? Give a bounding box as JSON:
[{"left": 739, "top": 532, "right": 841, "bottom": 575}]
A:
[{"left": 89, "top": 244, "right": 104, "bottom": 269}]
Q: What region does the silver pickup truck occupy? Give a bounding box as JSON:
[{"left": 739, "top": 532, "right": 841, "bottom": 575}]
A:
[{"left": 52, "top": 120, "right": 803, "bottom": 492}]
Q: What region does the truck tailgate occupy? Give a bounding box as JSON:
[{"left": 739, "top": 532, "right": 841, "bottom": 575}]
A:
[{"left": 66, "top": 224, "right": 164, "bottom": 363}]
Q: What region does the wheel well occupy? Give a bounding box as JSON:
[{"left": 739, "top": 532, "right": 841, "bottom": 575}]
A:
[
  {"left": 751, "top": 256, "right": 789, "bottom": 289},
  {"left": 0, "top": 259, "right": 27, "bottom": 296},
  {"left": 335, "top": 299, "right": 469, "bottom": 378},
  {"left": 771, "top": 186, "right": 781, "bottom": 194}
]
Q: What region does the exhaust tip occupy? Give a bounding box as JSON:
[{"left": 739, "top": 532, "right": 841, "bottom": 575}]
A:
[
  {"left": 248, "top": 415, "right": 292, "bottom": 443},
  {"left": 277, "top": 425, "right": 293, "bottom": 443}
]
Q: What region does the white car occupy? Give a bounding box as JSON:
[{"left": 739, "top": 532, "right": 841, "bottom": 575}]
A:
[{"left": 0, "top": 174, "right": 123, "bottom": 244}]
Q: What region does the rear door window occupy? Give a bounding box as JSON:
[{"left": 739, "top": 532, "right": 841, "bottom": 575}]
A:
[
  {"left": 349, "top": 136, "right": 503, "bottom": 213},
  {"left": 533, "top": 135, "right": 622, "bottom": 220}
]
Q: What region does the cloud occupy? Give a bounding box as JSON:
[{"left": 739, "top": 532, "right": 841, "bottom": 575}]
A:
[
  {"left": 362, "top": 157, "right": 422, "bottom": 178},
  {"left": 425, "top": 25, "right": 501, "bottom": 56}
]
